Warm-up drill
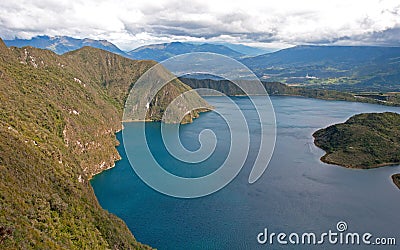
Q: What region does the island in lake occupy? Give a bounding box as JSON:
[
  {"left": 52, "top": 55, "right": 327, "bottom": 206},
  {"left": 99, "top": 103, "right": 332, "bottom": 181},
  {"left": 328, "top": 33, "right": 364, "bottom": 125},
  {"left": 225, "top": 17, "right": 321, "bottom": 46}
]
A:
[
  {"left": 313, "top": 112, "right": 400, "bottom": 189},
  {"left": 392, "top": 174, "right": 400, "bottom": 189}
]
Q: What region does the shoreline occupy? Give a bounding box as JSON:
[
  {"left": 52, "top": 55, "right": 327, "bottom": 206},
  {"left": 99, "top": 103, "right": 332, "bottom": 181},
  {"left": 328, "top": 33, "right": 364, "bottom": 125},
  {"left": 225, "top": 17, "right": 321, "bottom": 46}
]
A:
[
  {"left": 90, "top": 98, "right": 400, "bottom": 189},
  {"left": 90, "top": 107, "right": 212, "bottom": 179},
  {"left": 312, "top": 112, "right": 400, "bottom": 190},
  {"left": 199, "top": 93, "right": 400, "bottom": 107},
  {"left": 317, "top": 145, "right": 400, "bottom": 190},
  {"left": 319, "top": 154, "right": 400, "bottom": 169}
]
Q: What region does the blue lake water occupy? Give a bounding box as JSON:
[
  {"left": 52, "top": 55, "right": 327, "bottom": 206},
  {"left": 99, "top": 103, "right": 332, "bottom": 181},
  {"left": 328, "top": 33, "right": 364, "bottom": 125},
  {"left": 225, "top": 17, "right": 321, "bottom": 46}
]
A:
[{"left": 91, "top": 96, "right": 400, "bottom": 249}]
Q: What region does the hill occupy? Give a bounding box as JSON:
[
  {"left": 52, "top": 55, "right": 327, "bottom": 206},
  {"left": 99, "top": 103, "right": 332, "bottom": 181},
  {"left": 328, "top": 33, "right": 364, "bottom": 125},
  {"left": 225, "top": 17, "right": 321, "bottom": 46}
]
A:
[
  {"left": 313, "top": 112, "right": 400, "bottom": 189},
  {"left": 127, "top": 42, "right": 244, "bottom": 61},
  {"left": 0, "top": 39, "right": 209, "bottom": 248},
  {"left": 207, "top": 42, "right": 271, "bottom": 56},
  {"left": 4, "top": 35, "right": 128, "bottom": 56},
  {"left": 313, "top": 112, "right": 400, "bottom": 169},
  {"left": 241, "top": 45, "right": 400, "bottom": 92}
]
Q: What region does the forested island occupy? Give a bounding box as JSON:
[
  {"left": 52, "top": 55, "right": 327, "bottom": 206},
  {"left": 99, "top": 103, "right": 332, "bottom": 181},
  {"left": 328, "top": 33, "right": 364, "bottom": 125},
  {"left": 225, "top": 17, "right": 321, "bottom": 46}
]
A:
[{"left": 313, "top": 112, "right": 400, "bottom": 189}]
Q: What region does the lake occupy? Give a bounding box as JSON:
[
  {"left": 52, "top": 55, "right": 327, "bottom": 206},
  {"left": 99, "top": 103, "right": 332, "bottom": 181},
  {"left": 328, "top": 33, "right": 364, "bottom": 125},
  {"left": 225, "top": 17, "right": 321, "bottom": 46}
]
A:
[{"left": 91, "top": 96, "right": 400, "bottom": 249}]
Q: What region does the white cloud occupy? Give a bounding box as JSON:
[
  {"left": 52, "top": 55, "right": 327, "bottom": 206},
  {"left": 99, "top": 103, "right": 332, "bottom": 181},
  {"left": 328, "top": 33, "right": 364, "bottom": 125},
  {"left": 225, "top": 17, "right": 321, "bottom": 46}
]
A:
[{"left": 0, "top": 0, "right": 399, "bottom": 50}]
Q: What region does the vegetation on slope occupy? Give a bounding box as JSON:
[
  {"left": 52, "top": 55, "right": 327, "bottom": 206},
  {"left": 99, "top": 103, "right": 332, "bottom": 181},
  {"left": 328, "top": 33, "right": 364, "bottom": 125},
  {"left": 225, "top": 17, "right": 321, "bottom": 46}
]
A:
[
  {"left": 313, "top": 112, "right": 400, "bottom": 189},
  {"left": 0, "top": 38, "right": 208, "bottom": 248}
]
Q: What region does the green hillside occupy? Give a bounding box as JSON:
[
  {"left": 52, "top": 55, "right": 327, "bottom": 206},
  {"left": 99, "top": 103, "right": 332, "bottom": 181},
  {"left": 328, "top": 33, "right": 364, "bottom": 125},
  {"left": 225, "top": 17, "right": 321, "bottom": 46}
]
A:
[
  {"left": 313, "top": 112, "right": 400, "bottom": 188},
  {"left": 313, "top": 112, "right": 400, "bottom": 169},
  {"left": 0, "top": 39, "right": 208, "bottom": 248}
]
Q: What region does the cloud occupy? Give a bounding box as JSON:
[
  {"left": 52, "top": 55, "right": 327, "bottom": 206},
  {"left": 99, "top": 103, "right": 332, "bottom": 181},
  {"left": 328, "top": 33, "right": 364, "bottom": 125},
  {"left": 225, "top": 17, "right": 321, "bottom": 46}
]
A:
[{"left": 0, "top": 0, "right": 399, "bottom": 50}]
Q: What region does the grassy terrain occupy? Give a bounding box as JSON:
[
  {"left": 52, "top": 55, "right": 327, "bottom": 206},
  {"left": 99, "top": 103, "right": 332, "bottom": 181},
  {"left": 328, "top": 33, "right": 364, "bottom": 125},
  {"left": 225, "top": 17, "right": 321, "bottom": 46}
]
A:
[
  {"left": 0, "top": 38, "right": 208, "bottom": 248},
  {"left": 313, "top": 112, "right": 400, "bottom": 188}
]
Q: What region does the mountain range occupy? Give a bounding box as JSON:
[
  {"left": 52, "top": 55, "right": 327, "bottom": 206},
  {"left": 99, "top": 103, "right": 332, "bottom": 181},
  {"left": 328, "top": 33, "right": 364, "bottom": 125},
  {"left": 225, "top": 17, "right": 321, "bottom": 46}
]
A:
[
  {"left": 212, "top": 42, "right": 272, "bottom": 56},
  {"left": 4, "top": 36, "right": 400, "bottom": 91},
  {"left": 4, "top": 35, "right": 128, "bottom": 56},
  {"left": 241, "top": 45, "right": 400, "bottom": 91},
  {"left": 127, "top": 41, "right": 244, "bottom": 61},
  {"left": 4, "top": 36, "right": 260, "bottom": 60}
]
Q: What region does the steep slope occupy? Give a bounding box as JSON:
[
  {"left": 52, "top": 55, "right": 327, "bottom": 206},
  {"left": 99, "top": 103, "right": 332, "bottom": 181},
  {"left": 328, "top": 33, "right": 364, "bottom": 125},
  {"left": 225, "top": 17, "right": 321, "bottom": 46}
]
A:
[
  {"left": 241, "top": 45, "right": 400, "bottom": 91},
  {"left": 127, "top": 42, "right": 244, "bottom": 61},
  {"left": 4, "top": 35, "right": 128, "bottom": 57},
  {"left": 0, "top": 39, "right": 209, "bottom": 248},
  {"left": 63, "top": 47, "right": 211, "bottom": 123}
]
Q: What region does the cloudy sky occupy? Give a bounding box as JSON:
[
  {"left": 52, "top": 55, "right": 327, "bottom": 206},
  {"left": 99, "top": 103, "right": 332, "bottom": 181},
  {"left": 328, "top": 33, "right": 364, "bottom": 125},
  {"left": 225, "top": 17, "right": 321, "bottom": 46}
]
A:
[{"left": 0, "top": 0, "right": 399, "bottom": 50}]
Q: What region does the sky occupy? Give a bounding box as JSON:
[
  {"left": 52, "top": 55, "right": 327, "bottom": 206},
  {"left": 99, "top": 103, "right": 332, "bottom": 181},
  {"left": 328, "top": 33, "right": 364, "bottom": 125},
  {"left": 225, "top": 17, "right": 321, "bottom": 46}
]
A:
[{"left": 0, "top": 0, "right": 399, "bottom": 50}]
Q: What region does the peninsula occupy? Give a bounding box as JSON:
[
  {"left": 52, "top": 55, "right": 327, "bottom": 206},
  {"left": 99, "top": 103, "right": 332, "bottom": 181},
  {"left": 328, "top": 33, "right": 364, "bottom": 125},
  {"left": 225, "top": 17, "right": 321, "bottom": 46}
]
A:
[{"left": 313, "top": 112, "right": 400, "bottom": 189}]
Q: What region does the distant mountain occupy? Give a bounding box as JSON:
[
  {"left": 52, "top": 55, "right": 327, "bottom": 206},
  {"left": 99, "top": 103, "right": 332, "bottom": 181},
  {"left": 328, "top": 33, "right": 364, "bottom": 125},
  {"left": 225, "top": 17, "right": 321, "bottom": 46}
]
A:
[
  {"left": 213, "top": 42, "right": 272, "bottom": 56},
  {"left": 127, "top": 42, "right": 244, "bottom": 61},
  {"left": 4, "top": 35, "right": 128, "bottom": 56},
  {"left": 242, "top": 45, "right": 400, "bottom": 67},
  {"left": 241, "top": 45, "right": 400, "bottom": 91}
]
